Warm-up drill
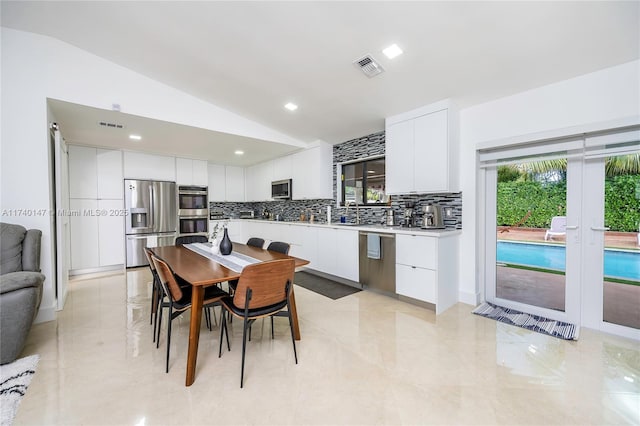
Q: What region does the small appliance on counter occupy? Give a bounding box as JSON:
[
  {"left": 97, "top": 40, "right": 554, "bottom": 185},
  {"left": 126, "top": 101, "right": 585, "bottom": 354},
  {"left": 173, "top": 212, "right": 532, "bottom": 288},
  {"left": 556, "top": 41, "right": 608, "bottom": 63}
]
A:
[
  {"left": 422, "top": 204, "right": 445, "bottom": 229},
  {"left": 210, "top": 209, "right": 227, "bottom": 220},
  {"left": 402, "top": 202, "right": 417, "bottom": 228},
  {"left": 239, "top": 210, "right": 255, "bottom": 219},
  {"left": 385, "top": 209, "right": 395, "bottom": 226}
]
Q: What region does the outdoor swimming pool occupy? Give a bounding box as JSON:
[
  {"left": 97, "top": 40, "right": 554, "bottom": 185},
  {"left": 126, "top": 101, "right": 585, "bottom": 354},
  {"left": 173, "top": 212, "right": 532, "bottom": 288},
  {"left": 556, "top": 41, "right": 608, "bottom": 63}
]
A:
[{"left": 497, "top": 241, "right": 640, "bottom": 281}]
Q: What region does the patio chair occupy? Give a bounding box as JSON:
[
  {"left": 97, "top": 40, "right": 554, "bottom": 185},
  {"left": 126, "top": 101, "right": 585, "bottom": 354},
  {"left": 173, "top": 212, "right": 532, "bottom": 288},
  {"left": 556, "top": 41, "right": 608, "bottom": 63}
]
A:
[{"left": 545, "top": 216, "right": 566, "bottom": 241}]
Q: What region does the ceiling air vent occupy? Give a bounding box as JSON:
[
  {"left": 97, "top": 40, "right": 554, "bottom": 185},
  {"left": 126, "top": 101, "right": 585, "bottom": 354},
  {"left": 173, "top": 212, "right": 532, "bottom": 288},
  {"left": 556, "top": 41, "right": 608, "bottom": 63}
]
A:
[
  {"left": 353, "top": 54, "right": 385, "bottom": 78},
  {"left": 98, "top": 121, "right": 124, "bottom": 129}
]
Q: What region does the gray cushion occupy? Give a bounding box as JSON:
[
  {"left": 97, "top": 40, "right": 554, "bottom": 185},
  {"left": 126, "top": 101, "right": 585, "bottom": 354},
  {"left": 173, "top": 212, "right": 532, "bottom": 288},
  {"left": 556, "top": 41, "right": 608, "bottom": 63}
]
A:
[
  {"left": 0, "top": 223, "right": 27, "bottom": 274},
  {"left": 0, "top": 271, "right": 46, "bottom": 295}
]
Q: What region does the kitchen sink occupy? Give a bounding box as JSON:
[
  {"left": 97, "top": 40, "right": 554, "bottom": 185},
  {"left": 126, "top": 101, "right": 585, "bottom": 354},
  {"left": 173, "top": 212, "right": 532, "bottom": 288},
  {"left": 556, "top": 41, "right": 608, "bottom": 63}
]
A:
[{"left": 334, "top": 222, "right": 361, "bottom": 226}]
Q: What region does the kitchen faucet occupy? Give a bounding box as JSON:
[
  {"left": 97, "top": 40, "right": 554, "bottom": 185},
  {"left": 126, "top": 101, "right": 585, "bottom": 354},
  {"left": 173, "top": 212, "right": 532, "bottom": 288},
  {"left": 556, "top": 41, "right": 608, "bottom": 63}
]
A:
[{"left": 348, "top": 200, "right": 360, "bottom": 224}]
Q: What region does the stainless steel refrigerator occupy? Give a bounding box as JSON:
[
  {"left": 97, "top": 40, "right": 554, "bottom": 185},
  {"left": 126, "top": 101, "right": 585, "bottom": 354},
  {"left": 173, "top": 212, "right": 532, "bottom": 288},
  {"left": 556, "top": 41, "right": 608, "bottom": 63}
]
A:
[{"left": 124, "top": 179, "right": 177, "bottom": 267}]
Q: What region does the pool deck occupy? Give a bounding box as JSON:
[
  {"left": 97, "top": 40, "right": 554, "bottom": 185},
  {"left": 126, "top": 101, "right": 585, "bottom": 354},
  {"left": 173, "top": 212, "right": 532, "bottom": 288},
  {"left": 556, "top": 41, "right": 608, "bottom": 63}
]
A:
[
  {"left": 495, "top": 226, "right": 639, "bottom": 331},
  {"left": 497, "top": 226, "right": 639, "bottom": 250}
]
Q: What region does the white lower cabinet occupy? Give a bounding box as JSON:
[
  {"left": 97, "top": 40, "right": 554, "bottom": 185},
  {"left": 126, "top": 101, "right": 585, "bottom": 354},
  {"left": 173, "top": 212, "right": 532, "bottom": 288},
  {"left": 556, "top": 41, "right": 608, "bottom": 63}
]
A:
[
  {"left": 395, "top": 233, "right": 458, "bottom": 314},
  {"left": 314, "top": 227, "right": 358, "bottom": 281},
  {"left": 396, "top": 264, "right": 436, "bottom": 303},
  {"left": 70, "top": 199, "right": 99, "bottom": 271},
  {"left": 97, "top": 199, "right": 124, "bottom": 267},
  {"left": 233, "top": 221, "right": 357, "bottom": 282},
  {"left": 70, "top": 198, "right": 125, "bottom": 271}
]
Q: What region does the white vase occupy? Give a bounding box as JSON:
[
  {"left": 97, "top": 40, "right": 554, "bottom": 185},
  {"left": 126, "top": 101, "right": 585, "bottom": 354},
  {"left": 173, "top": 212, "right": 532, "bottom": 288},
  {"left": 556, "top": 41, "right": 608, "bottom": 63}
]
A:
[{"left": 209, "top": 238, "right": 220, "bottom": 254}]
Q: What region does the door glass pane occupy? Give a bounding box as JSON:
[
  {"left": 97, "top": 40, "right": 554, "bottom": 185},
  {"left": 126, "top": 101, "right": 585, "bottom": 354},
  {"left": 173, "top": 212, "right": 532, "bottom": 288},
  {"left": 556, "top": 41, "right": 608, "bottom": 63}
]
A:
[
  {"left": 602, "top": 154, "right": 640, "bottom": 329},
  {"left": 495, "top": 160, "right": 567, "bottom": 311}
]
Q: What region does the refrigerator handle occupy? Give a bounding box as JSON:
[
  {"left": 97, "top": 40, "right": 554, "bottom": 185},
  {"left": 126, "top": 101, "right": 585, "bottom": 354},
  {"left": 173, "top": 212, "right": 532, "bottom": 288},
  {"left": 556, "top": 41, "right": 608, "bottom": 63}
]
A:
[{"left": 149, "top": 185, "right": 155, "bottom": 229}]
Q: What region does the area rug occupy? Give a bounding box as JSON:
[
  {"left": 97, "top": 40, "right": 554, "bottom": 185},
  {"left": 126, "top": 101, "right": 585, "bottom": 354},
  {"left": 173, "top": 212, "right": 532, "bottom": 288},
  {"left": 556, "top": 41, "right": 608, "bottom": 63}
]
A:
[
  {"left": 294, "top": 271, "right": 361, "bottom": 300},
  {"left": 473, "top": 302, "right": 579, "bottom": 340},
  {"left": 0, "top": 354, "right": 39, "bottom": 426}
]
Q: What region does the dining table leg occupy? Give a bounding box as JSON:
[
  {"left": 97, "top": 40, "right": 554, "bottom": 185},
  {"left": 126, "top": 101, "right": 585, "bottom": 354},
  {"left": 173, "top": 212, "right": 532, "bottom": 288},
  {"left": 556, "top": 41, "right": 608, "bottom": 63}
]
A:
[
  {"left": 185, "top": 285, "right": 204, "bottom": 386},
  {"left": 289, "top": 286, "right": 301, "bottom": 340}
]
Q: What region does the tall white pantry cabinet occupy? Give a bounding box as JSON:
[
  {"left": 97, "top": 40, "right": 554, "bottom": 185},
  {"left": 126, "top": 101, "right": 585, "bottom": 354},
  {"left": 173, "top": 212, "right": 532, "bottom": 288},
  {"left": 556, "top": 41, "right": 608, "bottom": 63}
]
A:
[{"left": 68, "top": 145, "right": 124, "bottom": 272}]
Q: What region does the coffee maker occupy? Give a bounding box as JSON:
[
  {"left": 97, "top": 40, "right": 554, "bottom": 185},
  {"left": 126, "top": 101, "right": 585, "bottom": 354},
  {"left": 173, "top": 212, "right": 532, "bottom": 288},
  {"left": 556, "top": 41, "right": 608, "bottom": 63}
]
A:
[
  {"left": 422, "top": 204, "right": 445, "bottom": 229},
  {"left": 402, "top": 202, "right": 416, "bottom": 227}
]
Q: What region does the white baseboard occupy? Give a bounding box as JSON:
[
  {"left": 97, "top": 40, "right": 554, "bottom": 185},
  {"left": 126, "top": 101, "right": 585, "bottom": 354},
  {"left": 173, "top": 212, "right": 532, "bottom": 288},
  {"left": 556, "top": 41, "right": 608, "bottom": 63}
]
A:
[
  {"left": 458, "top": 290, "right": 480, "bottom": 306},
  {"left": 34, "top": 301, "right": 56, "bottom": 324}
]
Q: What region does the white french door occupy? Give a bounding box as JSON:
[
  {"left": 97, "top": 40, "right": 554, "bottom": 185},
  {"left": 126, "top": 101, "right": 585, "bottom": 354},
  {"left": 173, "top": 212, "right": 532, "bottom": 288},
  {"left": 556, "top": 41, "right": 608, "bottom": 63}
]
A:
[
  {"left": 484, "top": 156, "right": 582, "bottom": 326},
  {"left": 581, "top": 131, "right": 640, "bottom": 340},
  {"left": 480, "top": 126, "right": 640, "bottom": 339}
]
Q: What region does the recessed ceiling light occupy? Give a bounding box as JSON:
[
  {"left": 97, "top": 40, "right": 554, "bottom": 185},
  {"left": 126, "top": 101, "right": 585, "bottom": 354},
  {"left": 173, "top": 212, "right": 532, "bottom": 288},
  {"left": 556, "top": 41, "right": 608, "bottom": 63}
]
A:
[
  {"left": 382, "top": 44, "right": 403, "bottom": 59},
  {"left": 234, "top": 150, "right": 244, "bottom": 155},
  {"left": 284, "top": 102, "right": 298, "bottom": 111},
  {"left": 129, "top": 134, "right": 142, "bottom": 140}
]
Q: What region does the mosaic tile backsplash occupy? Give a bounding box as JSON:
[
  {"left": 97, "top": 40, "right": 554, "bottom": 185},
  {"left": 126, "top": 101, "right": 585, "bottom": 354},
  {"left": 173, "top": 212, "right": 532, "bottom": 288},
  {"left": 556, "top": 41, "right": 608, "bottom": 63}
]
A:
[{"left": 210, "top": 130, "right": 462, "bottom": 229}]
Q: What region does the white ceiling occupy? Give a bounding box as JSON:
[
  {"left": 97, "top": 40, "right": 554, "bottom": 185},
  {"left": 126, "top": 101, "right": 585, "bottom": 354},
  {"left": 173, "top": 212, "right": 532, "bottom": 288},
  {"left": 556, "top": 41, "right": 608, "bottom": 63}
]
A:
[{"left": 3, "top": 1, "right": 639, "bottom": 165}]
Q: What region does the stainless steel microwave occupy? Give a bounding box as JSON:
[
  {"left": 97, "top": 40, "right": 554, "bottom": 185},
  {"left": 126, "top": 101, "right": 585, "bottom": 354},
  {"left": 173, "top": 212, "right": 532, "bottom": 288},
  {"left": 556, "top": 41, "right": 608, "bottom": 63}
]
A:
[{"left": 271, "top": 179, "right": 292, "bottom": 199}]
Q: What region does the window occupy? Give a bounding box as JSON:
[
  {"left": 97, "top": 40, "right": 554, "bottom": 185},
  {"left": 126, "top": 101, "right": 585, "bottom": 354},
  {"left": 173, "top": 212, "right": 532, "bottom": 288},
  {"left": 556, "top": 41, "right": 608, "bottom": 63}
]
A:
[{"left": 341, "top": 157, "right": 387, "bottom": 205}]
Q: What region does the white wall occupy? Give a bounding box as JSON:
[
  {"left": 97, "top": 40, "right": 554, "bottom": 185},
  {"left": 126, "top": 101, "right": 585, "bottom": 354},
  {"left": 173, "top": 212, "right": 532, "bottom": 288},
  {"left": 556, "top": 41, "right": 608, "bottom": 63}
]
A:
[
  {"left": 457, "top": 60, "right": 640, "bottom": 305},
  {"left": 0, "top": 28, "right": 303, "bottom": 322}
]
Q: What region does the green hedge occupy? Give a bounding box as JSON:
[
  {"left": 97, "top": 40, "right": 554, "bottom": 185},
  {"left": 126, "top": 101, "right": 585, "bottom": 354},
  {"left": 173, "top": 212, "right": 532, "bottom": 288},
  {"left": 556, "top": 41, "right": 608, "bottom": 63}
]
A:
[
  {"left": 497, "top": 175, "right": 640, "bottom": 232},
  {"left": 605, "top": 175, "right": 640, "bottom": 232}
]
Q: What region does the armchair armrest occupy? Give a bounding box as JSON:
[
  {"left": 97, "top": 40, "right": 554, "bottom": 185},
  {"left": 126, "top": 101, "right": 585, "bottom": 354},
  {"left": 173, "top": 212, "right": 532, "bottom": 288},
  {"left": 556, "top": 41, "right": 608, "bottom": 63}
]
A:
[
  {"left": 0, "top": 271, "right": 45, "bottom": 295},
  {"left": 22, "top": 229, "right": 42, "bottom": 272}
]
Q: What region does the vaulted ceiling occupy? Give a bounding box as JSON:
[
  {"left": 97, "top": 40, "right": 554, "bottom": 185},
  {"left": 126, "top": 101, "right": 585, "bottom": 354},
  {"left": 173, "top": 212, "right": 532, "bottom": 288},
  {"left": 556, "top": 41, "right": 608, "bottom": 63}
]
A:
[{"left": 3, "top": 1, "right": 638, "bottom": 164}]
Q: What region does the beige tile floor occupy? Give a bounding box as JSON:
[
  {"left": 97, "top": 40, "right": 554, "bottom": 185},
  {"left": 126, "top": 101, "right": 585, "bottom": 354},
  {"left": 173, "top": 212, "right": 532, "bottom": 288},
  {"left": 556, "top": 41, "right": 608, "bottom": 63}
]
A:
[{"left": 15, "top": 268, "right": 640, "bottom": 425}]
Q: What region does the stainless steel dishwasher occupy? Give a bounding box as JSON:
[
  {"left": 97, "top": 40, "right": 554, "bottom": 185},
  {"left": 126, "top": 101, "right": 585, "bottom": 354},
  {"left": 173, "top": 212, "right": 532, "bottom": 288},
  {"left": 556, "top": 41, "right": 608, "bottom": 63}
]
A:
[{"left": 359, "top": 231, "right": 396, "bottom": 293}]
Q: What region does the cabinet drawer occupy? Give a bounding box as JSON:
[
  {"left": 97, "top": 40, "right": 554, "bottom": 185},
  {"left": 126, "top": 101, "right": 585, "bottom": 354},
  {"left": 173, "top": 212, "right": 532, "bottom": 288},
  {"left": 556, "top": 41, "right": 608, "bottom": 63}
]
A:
[
  {"left": 396, "top": 234, "right": 437, "bottom": 269},
  {"left": 396, "top": 264, "right": 436, "bottom": 303}
]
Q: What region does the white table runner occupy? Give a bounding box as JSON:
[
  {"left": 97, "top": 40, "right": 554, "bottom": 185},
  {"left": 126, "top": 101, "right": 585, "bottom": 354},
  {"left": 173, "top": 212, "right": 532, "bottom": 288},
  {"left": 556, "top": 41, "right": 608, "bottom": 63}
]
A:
[{"left": 184, "top": 242, "right": 261, "bottom": 272}]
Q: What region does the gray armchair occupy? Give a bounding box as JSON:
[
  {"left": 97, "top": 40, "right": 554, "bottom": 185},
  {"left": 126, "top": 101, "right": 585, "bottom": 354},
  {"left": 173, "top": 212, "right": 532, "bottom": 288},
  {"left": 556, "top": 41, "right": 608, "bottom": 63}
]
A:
[{"left": 1, "top": 222, "right": 45, "bottom": 364}]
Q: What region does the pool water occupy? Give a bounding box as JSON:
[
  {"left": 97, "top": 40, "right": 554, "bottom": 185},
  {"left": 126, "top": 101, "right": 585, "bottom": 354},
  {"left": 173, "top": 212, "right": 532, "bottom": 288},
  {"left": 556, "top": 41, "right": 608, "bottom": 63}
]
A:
[{"left": 497, "top": 241, "right": 640, "bottom": 281}]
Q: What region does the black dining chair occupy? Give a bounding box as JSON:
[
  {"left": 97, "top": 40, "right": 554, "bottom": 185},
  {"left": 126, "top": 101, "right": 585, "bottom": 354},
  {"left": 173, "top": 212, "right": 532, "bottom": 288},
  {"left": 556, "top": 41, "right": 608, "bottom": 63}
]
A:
[
  {"left": 151, "top": 254, "right": 230, "bottom": 373},
  {"left": 266, "top": 241, "right": 290, "bottom": 255},
  {"left": 144, "top": 247, "right": 215, "bottom": 341},
  {"left": 246, "top": 237, "right": 265, "bottom": 249},
  {"left": 175, "top": 235, "right": 208, "bottom": 245},
  {"left": 218, "top": 258, "right": 298, "bottom": 388}
]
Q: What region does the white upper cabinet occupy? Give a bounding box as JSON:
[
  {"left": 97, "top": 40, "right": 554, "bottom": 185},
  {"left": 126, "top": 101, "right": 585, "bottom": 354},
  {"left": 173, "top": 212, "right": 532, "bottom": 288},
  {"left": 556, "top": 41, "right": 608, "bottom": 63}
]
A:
[
  {"left": 208, "top": 163, "right": 226, "bottom": 201},
  {"left": 245, "top": 161, "right": 273, "bottom": 201},
  {"left": 272, "top": 155, "right": 292, "bottom": 181},
  {"left": 124, "top": 152, "right": 176, "bottom": 181},
  {"left": 208, "top": 164, "right": 245, "bottom": 202},
  {"left": 385, "top": 120, "right": 413, "bottom": 195},
  {"left": 413, "top": 110, "right": 449, "bottom": 192},
  {"left": 69, "top": 145, "right": 97, "bottom": 199},
  {"left": 291, "top": 142, "right": 332, "bottom": 200},
  {"left": 96, "top": 149, "right": 123, "bottom": 199},
  {"left": 176, "top": 158, "right": 208, "bottom": 185},
  {"left": 385, "top": 100, "right": 458, "bottom": 194},
  {"left": 192, "top": 160, "right": 208, "bottom": 185},
  {"left": 225, "top": 166, "right": 245, "bottom": 201}
]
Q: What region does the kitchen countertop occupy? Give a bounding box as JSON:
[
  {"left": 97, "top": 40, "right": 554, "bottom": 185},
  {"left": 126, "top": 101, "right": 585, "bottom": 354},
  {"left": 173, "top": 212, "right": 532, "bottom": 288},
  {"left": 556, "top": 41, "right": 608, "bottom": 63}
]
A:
[{"left": 219, "top": 218, "right": 461, "bottom": 237}]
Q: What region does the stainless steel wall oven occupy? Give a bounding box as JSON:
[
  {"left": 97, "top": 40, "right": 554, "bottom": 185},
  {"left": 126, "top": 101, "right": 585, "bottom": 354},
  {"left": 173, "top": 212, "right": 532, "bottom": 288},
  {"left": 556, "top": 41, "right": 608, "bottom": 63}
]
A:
[{"left": 177, "top": 185, "right": 208, "bottom": 238}]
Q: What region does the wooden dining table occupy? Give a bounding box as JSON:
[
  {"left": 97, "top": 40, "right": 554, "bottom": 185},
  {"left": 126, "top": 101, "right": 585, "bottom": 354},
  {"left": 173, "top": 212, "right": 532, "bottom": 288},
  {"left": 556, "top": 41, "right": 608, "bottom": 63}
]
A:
[{"left": 151, "top": 243, "right": 309, "bottom": 387}]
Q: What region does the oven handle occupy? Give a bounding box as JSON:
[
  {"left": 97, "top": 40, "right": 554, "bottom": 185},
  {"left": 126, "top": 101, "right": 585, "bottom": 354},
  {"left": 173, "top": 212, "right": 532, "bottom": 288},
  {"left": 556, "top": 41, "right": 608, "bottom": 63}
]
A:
[{"left": 179, "top": 190, "right": 208, "bottom": 195}]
